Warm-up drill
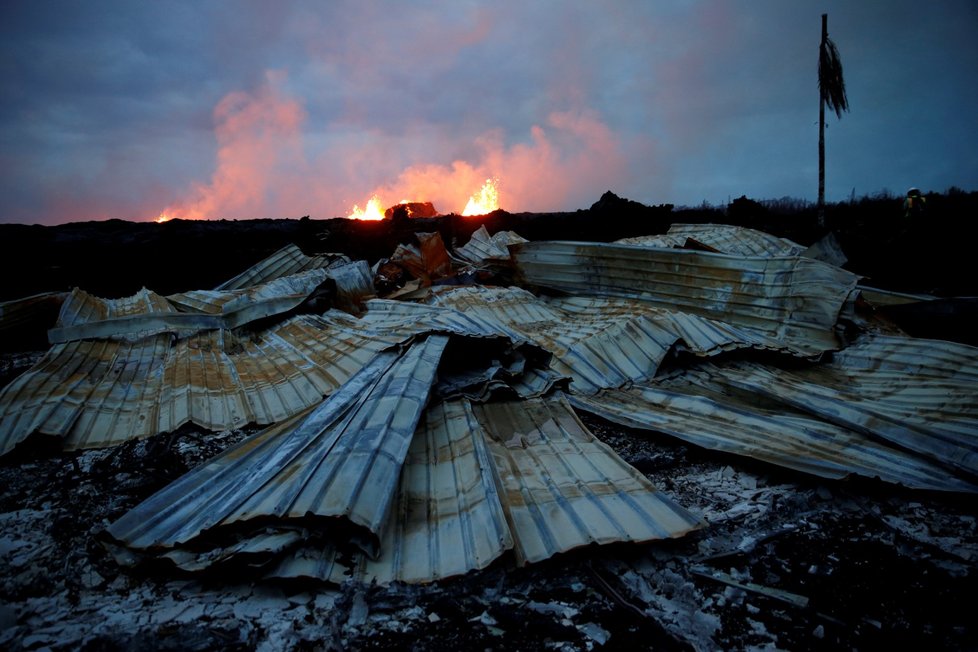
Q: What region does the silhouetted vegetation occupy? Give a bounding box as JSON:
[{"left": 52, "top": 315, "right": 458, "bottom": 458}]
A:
[{"left": 1, "top": 189, "right": 976, "bottom": 302}]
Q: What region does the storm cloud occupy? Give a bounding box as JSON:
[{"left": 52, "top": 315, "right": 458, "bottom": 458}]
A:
[{"left": 1, "top": 0, "right": 976, "bottom": 224}]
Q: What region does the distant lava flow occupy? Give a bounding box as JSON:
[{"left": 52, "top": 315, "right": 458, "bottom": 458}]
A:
[
  {"left": 347, "top": 178, "right": 500, "bottom": 221},
  {"left": 347, "top": 197, "right": 386, "bottom": 221},
  {"left": 461, "top": 179, "right": 499, "bottom": 216}
]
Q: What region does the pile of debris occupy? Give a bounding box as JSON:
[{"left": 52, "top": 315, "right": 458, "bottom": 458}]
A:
[{"left": 1, "top": 222, "right": 976, "bottom": 649}]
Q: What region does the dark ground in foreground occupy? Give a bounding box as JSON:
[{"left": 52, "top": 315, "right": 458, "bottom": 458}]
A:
[{"left": 1, "top": 401, "right": 975, "bottom": 651}]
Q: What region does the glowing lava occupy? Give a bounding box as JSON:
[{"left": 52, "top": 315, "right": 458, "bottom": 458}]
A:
[
  {"left": 347, "top": 196, "right": 385, "bottom": 221},
  {"left": 462, "top": 178, "right": 499, "bottom": 216},
  {"left": 155, "top": 211, "right": 172, "bottom": 223}
]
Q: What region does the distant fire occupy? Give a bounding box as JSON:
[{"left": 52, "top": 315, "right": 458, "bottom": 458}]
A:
[
  {"left": 462, "top": 178, "right": 499, "bottom": 216},
  {"left": 347, "top": 196, "right": 386, "bottom": 221},
  {"left": 155, "top": 212, "right": 172, "bottom": 223},
  {"left": 347, "top": 178, "right": 500, "bottom": 221}
]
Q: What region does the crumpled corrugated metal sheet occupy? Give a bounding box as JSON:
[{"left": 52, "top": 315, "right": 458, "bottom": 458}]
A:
[
  {"left": 701, "top": 335, "right": 978, "bottom": 478},
  {"left": 214, "top": 243, "right": 351, "bottom": 291},
  {"left": 108, "top": 390, "right": 703, "bottom": 584},
  {"left": 106, "top": 336, "right": 446, "bottom": 555},
  {"left": 472, "top": 395, "right": 704, "bottom": 564},
  {"left": 427, "top": 286, "right": 811, "bottom": 395},
  {"left": 510, "top": 240, "right": 859, "bottom": 355},
  {"left": 48, "top": 271, "right": 333, "bottom": 344},
  {"left": 0, "top": 293, "right": 554, "bottom": 454},
  {"left": 615, "top": 224, "right": 807, "bottom": 258},
  {"left": 453, "top": 225, "right": 528, "bottom": 266},
  {"left": 570, "top": 366, "right": 976, "bottom": 492}
]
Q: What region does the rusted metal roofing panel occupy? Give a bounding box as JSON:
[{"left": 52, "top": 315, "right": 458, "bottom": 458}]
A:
[
  {"left": 571, "top": 375, "right": 975, "bottom": 492},
  {"left": 473, "top": 395, "right": 704, "bottom": 565},
  {"left": 510, "top": 241, "right": 859, "bottom": 355},
  {"left": 214, "top": 243, "right": 351, "bottom": 291},
  {"left": 454, "top": 225, "right": 528, "bottom": 266},
  {"left": 0, "top": 312, "right": 403, "bottom": 454},
  {"left": 107, "top": 336, "right": 447, "bottom": 555},
  {"left": 705, "top": 335, "right": 978, "bottom": 478}
]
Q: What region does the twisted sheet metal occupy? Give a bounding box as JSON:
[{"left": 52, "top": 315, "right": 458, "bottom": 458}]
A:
[
  {"left": 117, "top": 395, "right": 702, "bottom": 584},
  {"left": 1, "top": 290, "right": 551, "bottom": 455},
  {"left": 107, "top": 336, "right": 447, "bottom": 556},
  {"left": 428, "top": 286, "right": 801, "bottom": 395},
  {"left": 453, "top": 225, "right": 528, "bottom": 266},
  {"left": 704, "top": 335, "right": 978, "bottom": 478},
  {"left": 0, "top": 313, "right": 396, "bottom": 454},
  {"left": 214, "top": 244, "right": 351, "bottom": 291},
  {"left": 472, "top": 395, "right": 703, "bottom": 565},
  {"left": 617, "top": 223, "right": 808, "bottom": 258},
  {"left": 270, "top": 399, "right": 516, "bottom": 584},
  {"left": 510, "top": 241, "right": 859, "bottom": 355},
  {"left": 49, "top": 265, "right": 375, "bottom": 344},
  {"left": 570, "top": 372, "right": 976, "bottom": 492}
]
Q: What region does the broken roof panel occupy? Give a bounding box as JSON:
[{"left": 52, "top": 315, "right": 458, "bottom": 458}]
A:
[
  {"left": 106, "top": 336, "right": 447, "bottom": 555},
  {"left": 454, "top": 225, "right": 528, "bottom": 266},
  {"left": 271, "top": 398, "right": 516, "bottom": 584},
  {"left": 48, "top": 271, "right": 330, "bottom": 344},
  {"left": 571, "top": 372, "right": 975, "bottom": 492},
  {"left": 214, "top": 243, "right": 351, "bottom": 291},
  {"left": 0, "top": 312, "right": 400, "bottom": 454},
  {"left": 111, "top": 391, "right": 702, "bottom": 584},
  {"left": 705, "top": 335, "right": 978, "bottom": 478},
  {"left": 473, "top": 395, "right": 704, "bottom": 565},
  {"left": 428, "top": 286, "right": 810, "bottom": 395},
  {"left": 510, "top": 241, "right": 859, "bottom": 354}
]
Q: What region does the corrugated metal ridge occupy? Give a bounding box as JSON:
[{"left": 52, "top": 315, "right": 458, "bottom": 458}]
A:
[
  {"left": 664, "top": 223, "right": 807, "bottom": 257},
  {"left": 510, "top": 240, "right": 859, "bottom": 354},
  {"left": 270, "top": 398, "right": 517, "bottom": 584},
  {"left": 570, "top": 379, "right": 976, "bottom": 492},
  {"left": 56, "top": 287, "right": 177, "bottom": 328},
  {"left": 429, "top": 286, "right": 811, "bottom": 396},
  {"left": 0, "top": 311, "right": 407, "bottom": 454},
  {"left": 428, "top": 286, "right": 681, "bottom": 394},
  {"left": 51, "top": 270, "right": 334, "bottom": 343},
  {"left": 705, "top": 341, "right": 978, "bottom": 478},
  {"left": 214, "top": 244, "right": 350, "bottom": 291},
  {"left": 546, "top": 295, "right": 801, "bottom": 357},
  {"left": 454, "top": 225, "right": 528, "bottom": 266},
  {"left": 473, "top": 395, "right": 704, "bottom": 565},
  {"left": 106, "top": 337, "right": 447, "bottom": 554}
]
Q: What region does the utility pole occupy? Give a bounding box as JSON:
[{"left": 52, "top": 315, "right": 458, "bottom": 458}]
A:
[{"left": 818, "top": 13, "right": 849, "bottom": 229}]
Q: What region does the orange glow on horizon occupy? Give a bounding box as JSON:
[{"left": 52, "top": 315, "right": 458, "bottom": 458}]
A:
[{"left": 155, "top": 211, "right": 172, "bottom": 223}]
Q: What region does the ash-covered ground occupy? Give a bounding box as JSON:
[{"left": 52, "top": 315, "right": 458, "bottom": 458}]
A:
[{"left": 1, "top": 348, "right": 975, "bottom": 651}]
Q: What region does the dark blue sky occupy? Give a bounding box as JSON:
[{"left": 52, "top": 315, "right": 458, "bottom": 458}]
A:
[{"left": 2, "top": 0, "right": 976, "bottom": 224}]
